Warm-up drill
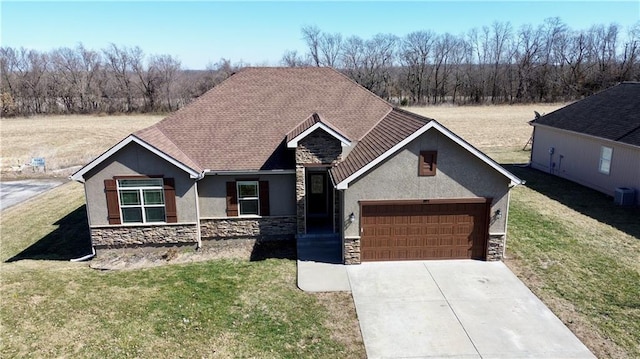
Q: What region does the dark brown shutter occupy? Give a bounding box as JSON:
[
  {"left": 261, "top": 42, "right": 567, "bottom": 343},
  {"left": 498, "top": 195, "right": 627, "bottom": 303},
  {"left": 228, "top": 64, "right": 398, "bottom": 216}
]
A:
[
  {"left": 226, "top": 181, "right": 238, "bottom": 216},
  {"left": 419, "top": 151, "right": 437, "bottom": 176},
  {"left": 259, "top": 181, "right": 270, "bottom": 216},
  {"left": 163, "top": 178, "right": 178, "bottom": 223},
  {"left": 104, "top": 179, "right": 121, "bottom": 224}
]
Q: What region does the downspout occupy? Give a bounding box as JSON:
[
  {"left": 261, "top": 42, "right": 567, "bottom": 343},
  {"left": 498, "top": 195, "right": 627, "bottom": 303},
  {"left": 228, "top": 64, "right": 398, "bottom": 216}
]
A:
[{"left": 194, "top": 177, "right": 203, "bottom": 250}]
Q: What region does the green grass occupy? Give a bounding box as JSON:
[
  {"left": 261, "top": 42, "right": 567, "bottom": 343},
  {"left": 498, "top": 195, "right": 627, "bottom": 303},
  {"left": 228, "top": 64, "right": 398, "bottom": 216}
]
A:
[
  {"left": 0, "top": 183, "right": 364, "bottom": 358},
  {"left": 505, "top": 166, "right": 640, "bottom": 358}
]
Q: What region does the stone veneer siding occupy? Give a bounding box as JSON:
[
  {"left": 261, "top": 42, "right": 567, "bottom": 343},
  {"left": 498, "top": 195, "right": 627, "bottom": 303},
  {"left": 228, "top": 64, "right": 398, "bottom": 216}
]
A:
[
  {"left": 91, "top": 223, "right": 197, "bottom": 247},
  {"left": 200, "top": 216, "right": 296, "bottom": 239},
  {"left": 295, "top": 130, "right": 343, "bottom": 235},
  {"left": 486, "top": 234, "right": 505, "bottom": 261},
  {"left": 295, "top": 130, "right": 343, "bottom": 164},
  {"left": 344, "top": 237, "right": 361, "bottom": 264}
]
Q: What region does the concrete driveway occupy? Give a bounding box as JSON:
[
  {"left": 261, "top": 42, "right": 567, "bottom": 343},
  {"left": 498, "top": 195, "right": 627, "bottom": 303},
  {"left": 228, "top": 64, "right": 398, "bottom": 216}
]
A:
[{"left": 347, "top": 260, "right": 595, "bottom": 359}]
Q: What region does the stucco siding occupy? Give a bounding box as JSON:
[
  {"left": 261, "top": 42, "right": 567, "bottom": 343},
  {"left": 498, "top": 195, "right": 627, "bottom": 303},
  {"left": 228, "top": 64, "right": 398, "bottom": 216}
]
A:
[
  {"left": 198, "top": 173, "right": 296, "bottom": 217},
  {"left": 343, "top": 129, "right": 511, "bottom": 237},
  {"left": 83, "top": 142, "right": 198, "bottom": 226},
  {"left": 531, "top": 125, "right": 640, "bottom": 205}
]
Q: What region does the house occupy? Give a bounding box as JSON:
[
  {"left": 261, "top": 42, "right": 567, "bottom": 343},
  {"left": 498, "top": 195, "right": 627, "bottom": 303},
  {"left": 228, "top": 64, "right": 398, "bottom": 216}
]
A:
[
  {"left": 71, "top": 67, "right": 522, "bottom": 264},
  {"left": 529, "top": 82, "right": 640, "bottom": 206}
]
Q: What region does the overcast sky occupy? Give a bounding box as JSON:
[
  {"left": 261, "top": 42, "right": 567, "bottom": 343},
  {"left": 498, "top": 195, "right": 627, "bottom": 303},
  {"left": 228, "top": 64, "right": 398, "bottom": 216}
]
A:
[{"left": 2, "top": 1, "right": 639, "bottom": 69}]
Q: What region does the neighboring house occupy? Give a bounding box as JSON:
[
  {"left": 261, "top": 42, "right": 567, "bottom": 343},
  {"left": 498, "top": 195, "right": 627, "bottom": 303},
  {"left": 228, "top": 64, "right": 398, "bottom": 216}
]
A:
[
  {"left": 71, "top": 67, "right": 522, "bottom": 264},
  {"left": 530, "top": 82, "right": 640, "bottom": 206}
]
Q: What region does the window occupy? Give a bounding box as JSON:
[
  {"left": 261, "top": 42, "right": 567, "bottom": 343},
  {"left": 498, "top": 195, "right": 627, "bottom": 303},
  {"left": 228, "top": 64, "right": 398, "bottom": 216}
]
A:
[
  {"left": 118, "top": 178, "right": 166, "bottom": 223},
  {"left": 237, "top": 181, "right": 259, "bottom": 215},
  {"left": 599, "top": 146, "right": 613, "bottom": 175},
  {"left": 226, "top": 181, "right": 270, "bottom": 217},
  {"left": 419, "top": 151, "right": 437, "bottom": 176}
]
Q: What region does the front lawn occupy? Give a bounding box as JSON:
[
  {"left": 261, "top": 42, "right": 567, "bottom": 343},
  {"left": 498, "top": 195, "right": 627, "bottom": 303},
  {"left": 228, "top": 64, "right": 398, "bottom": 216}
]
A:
[
  {"left": 0, "top": 183, "right": 364, "bottom": 358},
  {"left": 505, "top": 166, "right": 640, "bottom": 359}
]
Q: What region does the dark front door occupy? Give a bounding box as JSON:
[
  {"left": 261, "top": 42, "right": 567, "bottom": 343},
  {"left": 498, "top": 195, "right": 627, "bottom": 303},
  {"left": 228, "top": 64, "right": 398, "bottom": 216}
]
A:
[
  {"left": 306, "top": 170, "right": 334, "bottom": 232},
  {"left": 307, "top": 171, "right": 328, "bottom": 217}
]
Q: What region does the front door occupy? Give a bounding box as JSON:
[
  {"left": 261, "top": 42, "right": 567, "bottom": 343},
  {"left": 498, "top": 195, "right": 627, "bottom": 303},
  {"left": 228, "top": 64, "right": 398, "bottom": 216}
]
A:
[
  {"left": 306, "top": 170, "right": 333, "bottom": 231},
  {"left": 307, "top": 171, "right": 328, "bottom": 216}
]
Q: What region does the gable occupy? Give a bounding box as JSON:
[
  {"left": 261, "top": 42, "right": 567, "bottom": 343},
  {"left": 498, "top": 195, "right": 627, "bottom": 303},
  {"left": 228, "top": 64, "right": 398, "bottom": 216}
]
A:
[
  {"left": 71, "top": 135, "right": 201, "bottom": 182},
  {"left": 531, "top": 82, "right": 640, "bottom": 147},
  {"left": 331, "top": 108, "right": 522, "bottom": 189}
]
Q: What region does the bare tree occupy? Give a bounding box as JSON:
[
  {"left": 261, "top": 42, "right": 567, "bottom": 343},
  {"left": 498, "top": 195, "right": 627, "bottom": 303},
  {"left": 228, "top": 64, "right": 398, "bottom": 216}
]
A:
[
  {"left": 280, "top": 50, "right": 306, "bottom": 67},
  {"left": 302, "top": 25, "right": 322, "bottom": 66},
  {"left": 319, "top": 32, "right": 343, "bottom": 67},
  {"left": 399, "top": 30, "right": 436, "bottom": 104}
]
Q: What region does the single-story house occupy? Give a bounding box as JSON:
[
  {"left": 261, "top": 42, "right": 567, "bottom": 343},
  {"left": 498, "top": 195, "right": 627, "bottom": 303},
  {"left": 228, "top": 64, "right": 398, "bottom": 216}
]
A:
[
  {"left": 71, "top": 67, "right": 522, "bottom": 264},
  {"left": 530, "top": 82, "right": 640, "bottom": 206}
]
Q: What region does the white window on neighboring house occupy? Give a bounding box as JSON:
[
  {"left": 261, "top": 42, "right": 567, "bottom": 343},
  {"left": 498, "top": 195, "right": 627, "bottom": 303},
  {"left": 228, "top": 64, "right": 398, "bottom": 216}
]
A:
[
  {"left": 117, "top": 178, "right": 166, "bottom": 223},
  {"left": 599, "top": 146, "right": 613, "bottom": 175},
  {"left": 237, "top": 181, "right": 259, "bottom": 216}
]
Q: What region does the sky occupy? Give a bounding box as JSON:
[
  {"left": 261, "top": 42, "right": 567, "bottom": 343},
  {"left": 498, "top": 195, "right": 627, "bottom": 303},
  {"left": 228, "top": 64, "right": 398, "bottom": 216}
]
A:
[{"left": 2, "top": 1, "right": 639, "bottom": 70}]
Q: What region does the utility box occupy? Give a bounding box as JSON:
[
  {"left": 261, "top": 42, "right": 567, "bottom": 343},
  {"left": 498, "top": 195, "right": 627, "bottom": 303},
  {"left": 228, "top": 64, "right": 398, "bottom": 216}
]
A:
[{"left": 614, "top": 187, "right": 636, "bottom": 206}]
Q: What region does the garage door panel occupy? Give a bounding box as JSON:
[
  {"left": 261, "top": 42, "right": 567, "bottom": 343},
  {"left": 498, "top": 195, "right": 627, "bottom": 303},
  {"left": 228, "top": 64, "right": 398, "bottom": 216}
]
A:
[{"left": 361, "top": 201, "right": 488, "bottom": 261}]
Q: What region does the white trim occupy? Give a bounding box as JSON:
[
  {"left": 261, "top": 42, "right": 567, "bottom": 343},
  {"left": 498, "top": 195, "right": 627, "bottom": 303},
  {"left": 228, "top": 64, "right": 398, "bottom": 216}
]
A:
[
  {"left": 336, "top": 121, "right": 523, "bottom": 189},
  {"left": 70, "top": 135, "right": 200, "bottom": 182},
  {"left": 286, "top": 122, "right": 351, "bottom": 148},
  {"left": 204, "top": 169, "right": 295, "bottom": 175}
]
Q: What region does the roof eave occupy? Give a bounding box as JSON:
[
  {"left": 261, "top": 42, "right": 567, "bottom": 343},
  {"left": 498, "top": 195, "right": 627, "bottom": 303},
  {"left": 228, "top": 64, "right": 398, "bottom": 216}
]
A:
[{"left": 70, "top": 135, "right": 201, "bottom": 183}]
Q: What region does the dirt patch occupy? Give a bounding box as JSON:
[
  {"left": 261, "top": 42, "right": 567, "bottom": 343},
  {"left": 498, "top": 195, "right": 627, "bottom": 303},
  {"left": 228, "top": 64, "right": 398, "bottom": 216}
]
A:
[{"left": 89, "top": 239, "right": 296, "bottom": 271}]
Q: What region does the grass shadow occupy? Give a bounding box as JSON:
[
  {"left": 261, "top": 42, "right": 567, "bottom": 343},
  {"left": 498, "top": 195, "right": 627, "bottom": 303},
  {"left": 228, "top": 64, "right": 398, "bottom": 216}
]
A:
[
  {"left": 505, "top": 165, "right": 640, "bottom": 239},
  {"left": 249, "top": 239, "right": 297, "bottom": 261},
  {"left": 5, "top": 205, "right": 92, "bottom": 262}
]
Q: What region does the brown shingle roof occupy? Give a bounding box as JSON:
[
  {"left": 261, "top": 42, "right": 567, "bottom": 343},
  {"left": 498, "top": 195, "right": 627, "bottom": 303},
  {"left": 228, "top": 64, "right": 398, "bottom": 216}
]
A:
[
  {"left": 134, "top": 125, "right": 202, "bottom": 172},
  {"left": 150, "top": 67, "right": 392, "bottom": 171},
  {"left": 330, "top": 108, "right": 431, "bottom": 184},
  {"left": 531, "top": 82, "right": 640, "bottom": 147}
]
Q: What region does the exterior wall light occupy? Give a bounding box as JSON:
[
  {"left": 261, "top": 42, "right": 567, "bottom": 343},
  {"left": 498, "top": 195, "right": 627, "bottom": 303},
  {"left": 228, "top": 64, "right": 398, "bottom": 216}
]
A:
[
  {"left": 495, "top": 209, "right": 502, "bottom": 219},
  {"left": 348, "top": 213, "right": 356, "bottom": 223}
]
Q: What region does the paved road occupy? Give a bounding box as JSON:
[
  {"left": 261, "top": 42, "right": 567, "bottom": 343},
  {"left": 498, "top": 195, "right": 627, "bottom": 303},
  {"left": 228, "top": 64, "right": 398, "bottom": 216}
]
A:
[
  {"left": 0, "top": 179, "right": 66, "bottom": 211},
  {"left": 347, "top": 260, "right": 596, "bottom": 359}
]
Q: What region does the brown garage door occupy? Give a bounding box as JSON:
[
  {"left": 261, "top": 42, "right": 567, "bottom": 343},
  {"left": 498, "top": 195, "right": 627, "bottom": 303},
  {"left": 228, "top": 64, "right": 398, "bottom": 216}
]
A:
[{"left": 360, "top": 200, "right": 489, "bottom": 261}]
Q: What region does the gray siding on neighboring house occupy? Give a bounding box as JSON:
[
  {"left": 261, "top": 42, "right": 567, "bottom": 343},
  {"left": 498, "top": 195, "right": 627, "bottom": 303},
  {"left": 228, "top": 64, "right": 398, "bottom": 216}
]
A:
[
  {"left": 198, "top": 173, "right": 296, "bottom": 218},
  {"left": 83, "top": 142, "right": 198, "bottom": 226},
  {"left": 343, "top": 129, "right": 511, "bottom": 238},
  {"left": 531, "top": 125, "right": 640, "bottom": 205}
]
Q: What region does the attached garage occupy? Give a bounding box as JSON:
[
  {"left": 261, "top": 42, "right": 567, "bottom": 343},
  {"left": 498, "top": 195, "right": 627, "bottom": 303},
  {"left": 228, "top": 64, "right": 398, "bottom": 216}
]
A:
[{"left": 360, "top": 199, "right": 490, "bottom": 262}]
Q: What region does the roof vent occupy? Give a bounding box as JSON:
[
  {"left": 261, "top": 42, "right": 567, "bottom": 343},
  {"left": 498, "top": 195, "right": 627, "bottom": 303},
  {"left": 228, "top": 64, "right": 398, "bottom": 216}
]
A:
[{"left": 614, "top": 187, "right": 636, "bottom": 206}]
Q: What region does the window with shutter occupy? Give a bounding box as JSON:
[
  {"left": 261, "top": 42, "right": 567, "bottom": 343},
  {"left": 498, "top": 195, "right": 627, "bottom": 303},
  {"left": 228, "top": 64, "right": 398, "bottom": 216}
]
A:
[
  {"left": 104, "top": 177, "right": 177, "bottom": 224},
  {"left": 226, "top": 180, "right": 270, "bottom": 217},
  {"left": 419, "top": 151, "right": 437, "bottom": 176}
]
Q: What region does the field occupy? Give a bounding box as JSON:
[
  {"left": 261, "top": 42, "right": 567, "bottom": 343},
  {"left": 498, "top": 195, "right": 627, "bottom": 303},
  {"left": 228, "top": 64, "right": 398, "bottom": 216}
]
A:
[
  {"left": 0, "top": 114, "right": 164, "bottom": 177},
  {"left": 2, "top": 105, "right": 639, "bottom": 358}
]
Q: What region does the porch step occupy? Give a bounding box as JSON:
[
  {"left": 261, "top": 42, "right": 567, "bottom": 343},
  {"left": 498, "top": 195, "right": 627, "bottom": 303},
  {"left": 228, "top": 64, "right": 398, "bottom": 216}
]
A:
[{"left": 297, "top": 234, "right": 342, "bottom": 264}]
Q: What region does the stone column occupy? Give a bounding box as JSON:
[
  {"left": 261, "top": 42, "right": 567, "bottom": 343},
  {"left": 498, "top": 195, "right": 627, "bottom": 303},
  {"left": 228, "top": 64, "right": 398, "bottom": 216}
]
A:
[{"left": 296, "top": 164, "right": 306, "bottom": 235}]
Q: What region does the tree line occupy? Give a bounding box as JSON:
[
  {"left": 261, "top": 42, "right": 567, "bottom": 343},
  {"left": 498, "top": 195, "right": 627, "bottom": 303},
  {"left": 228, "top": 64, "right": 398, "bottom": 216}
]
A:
[
  {"left": 1, "top": 17, "right": 638, "bottom": 117},
  {"left": 287, "top": 18, "right": 639, "bottom": 105}
]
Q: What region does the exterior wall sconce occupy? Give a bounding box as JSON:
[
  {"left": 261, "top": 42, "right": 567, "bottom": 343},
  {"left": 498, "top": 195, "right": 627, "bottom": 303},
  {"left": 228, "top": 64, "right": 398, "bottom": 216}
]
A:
[
  {"left": 348, "top": 213, "right": 356, "bottom": 223},
  {"left": 495, "top": 209, "right": 502, "bottom": 219}
]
